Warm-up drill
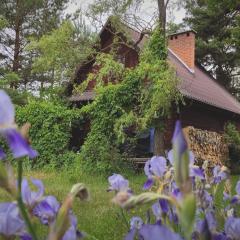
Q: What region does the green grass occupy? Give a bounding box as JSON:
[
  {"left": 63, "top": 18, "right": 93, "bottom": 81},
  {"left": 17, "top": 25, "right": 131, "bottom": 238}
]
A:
[
  {"left": 0, "top": 168, "right": 146, "bottom": 240},
  {"left": 0, "top": 167, "right": 239, "bottom": 240}
]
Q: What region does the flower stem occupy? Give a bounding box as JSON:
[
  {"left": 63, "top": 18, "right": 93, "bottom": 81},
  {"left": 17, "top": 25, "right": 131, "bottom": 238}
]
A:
[
  {"left": 17, "top": 159, "right": 38, "bottom": 240},
  {"left": 120, "top": 208, "right": 129, "bottom": 230}
]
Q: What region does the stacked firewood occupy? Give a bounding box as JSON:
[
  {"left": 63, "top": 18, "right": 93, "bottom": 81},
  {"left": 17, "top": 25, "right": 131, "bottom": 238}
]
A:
[{"left": 183, "top": 126, "right": 229, "bottom": 167}]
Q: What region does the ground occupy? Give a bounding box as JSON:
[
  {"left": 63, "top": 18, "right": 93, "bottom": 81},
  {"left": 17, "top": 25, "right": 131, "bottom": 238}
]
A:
[
  {"left": 0, "top": 169, "right": 146, "bottom": 240},
  {"left": 0, "top": 168, "right": 239, "bottom": 240}
]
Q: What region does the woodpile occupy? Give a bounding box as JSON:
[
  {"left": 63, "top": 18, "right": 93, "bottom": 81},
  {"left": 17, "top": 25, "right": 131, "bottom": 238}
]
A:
[{"left": 183, "top": 126, "right": 229, "bottom": 167}]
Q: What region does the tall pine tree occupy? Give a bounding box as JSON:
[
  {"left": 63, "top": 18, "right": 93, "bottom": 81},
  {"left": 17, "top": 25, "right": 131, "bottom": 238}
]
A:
[
  {"left": 0, "top": 0, "right": 68, "bottom": 89},
  {"left": 184, "top": 0, "right": 240, "bottom": 95}
]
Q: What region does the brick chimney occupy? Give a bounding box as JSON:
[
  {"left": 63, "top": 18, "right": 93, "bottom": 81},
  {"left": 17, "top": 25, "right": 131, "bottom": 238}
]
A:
[{"left": 168, "top": 30, "right": 196, "bottom": 71}]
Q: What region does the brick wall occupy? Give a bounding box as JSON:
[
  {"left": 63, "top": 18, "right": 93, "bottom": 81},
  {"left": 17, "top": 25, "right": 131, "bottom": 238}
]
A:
[{"left": 168, "top": 31, "right": 195, "bottom": 70}]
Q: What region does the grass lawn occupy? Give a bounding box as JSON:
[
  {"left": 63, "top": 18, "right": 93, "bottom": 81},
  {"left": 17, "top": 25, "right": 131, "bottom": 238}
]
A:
[
  {"left": 0, "top": 167, "right": 239, "bottom": 240},
  {"left": 0, "top": 168, "right": 146, "bottom": 240}
]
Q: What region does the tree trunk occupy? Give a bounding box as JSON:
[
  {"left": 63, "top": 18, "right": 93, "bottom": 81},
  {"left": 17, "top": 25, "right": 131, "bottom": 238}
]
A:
[
  {"left": 154, "top": 125, "right": 165, "bottom": 156},
  {"left": 12, "top": 0, "right": 21, "bottom": 88},
  {"left": 157, "top": 0, "right": 167, "bottom": 35},
  {"left": 153, "top": 0, "right": 168, "bottom": 156}
]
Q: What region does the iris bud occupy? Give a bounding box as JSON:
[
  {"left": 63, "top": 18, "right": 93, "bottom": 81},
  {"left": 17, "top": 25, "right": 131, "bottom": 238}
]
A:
[{"left": 70, "top": 183, "right": 90, "bottom": 201}]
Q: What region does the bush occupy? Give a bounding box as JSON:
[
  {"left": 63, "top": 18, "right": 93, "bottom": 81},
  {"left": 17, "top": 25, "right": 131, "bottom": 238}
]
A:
[
  {"left": 224, "top": 122, "right": 240, "bottom": 171},
  {"left": 16, "top": 100, "right": 82, "bottom": 168}
]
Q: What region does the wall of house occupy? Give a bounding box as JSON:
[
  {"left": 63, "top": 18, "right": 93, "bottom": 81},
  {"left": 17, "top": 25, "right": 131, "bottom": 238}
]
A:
[{"left": 163, "top": 100, "right": 240, "bottom": 151}]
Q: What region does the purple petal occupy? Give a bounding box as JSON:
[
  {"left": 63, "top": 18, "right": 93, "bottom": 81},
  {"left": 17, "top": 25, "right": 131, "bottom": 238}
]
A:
[
  {"left": 0, "top": 147, "right": 6, "bottom": 160},
  {"left": 33, "top": 196, "right": 60, "bottom": 224},
  {"left": 168, "top": 149, "right": 195, "bottom": 166},
  {"left": 212, "top": 233, "right": 227, "bottom": 240},
  {"left": 0, "top": 90, "right": 15, "bottom": 125},
  {"left": 189, "top": 151, "right": 195, "bottom": 165},
  {"left": 3, "top": 129, "right": 37, "bottom": 159},
  {"left": 144, "top": 160, "right": 151, "bottom": 177},
  {"left": 172, "top": 188, "right": 182, "bottom": 201},
  {"left": 150, "top": 156, "right": 167, "bottom": 177},
  {"left": 62, "top": 213, "right": 83, "bottom": 240},
  {"left": 190, "top": 166, "right": 205, "bottom": 179},
  {"left": 236, "top": 181, "right": 240, "bottom": 195},
  {"left": 108, "top": 174, "right": 129, "bottom": 192},
  {"left": 152, "top": 202, "right": 161, "bottom": 220},
  {"left": 223, "top": 192, "right": 230, "bottom": 201},
  {"left": 0, "top": 202, "right": 25, "bottom": 236},
  {"left": 172, "top": 121, "right": 188, "bottom": 157},
  {"left": 125, "top": 229, "right": 136, "bottom": 240},
  {"left": 225, "top": 217, "right": 240, "bottom": 239},
  {"left": 20, "top": 234, "right": 32, "bottom": 240},
  {"left": 139, "top": 224, "right": 183, "bottom": 240},
  {"left": 167, "top": 150, "right": 174, "bottom": 165},
  {"left": 159, "top": 199, "right": 169, "bottom": 213},
  {"left": 30, "top": 179, "right": 44, "bottom": 201},
  {"left": 130, "top": 217, "right": 143, "bottom": 230},
  {"left": 21, "top": 178, "right": 44, "bottom": 207},
  {"left": 231, "top": 195, "right": 239, "bottom": 204},
  {"left": 21, "top": 179, "right": 31, "bottom": 206},
  {"left": 143, "top": 178, "right": 154, "bottom": 190},
  {"left": 205, "top": 211, "right": 216, "bottom": 231},
  {"left": 62, "top": 225, "right": 78, "bottom": 240}
]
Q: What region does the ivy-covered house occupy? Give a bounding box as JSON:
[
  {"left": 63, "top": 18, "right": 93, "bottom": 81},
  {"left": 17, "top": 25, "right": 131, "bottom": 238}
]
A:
[{"left": 70, "top": 19, "right": 240, "bottom": 157}]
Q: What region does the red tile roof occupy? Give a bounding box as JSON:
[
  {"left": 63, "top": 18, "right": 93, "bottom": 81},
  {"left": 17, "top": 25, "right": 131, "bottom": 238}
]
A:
[
  {"left": 168, "top": 50, "right": 240, "bottom": 115},
  {"left": 126, "top": 25, "right": 240, "bottom": 115}
]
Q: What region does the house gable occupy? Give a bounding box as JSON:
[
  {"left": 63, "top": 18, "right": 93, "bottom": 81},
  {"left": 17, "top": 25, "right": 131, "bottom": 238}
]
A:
[{"left": 71, "top": 20, "right": 240, "bottom": 118}]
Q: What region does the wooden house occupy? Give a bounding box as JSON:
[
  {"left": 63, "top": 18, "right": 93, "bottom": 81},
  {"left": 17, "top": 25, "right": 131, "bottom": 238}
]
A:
[{"left": 70, "top": 19, "right": 240, "bottom": 157}]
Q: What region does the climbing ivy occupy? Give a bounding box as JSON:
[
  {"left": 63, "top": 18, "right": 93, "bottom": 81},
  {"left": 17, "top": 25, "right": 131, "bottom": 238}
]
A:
[{"left": 77, "top": 26, "right": 182, "bottom": 173}]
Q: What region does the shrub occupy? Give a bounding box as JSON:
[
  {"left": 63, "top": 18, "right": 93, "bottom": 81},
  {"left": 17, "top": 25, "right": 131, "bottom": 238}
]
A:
[
  {"left": 16, "top": 100, "right": 82, "bottom": 167},
  {"left": 224, "top": 122, "right": 240, "bottom": 172}
]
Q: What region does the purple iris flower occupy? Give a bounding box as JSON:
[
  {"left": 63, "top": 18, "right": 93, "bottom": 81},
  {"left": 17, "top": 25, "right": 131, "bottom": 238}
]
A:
[
  {"left": 21, "top": 178, "right": 44, "bottom": 208},
  {"left": 108, "top": 174, "right": 129, "bottom": 192},
  {"left": 212, "top": 166, "right": 227, "bottom": 184},
  {"left": 225, "top": 217, "right": 240, "bottom": 239},
  {"left": 33, "top": 195, "right": 60, "bottom": 224},
  {"left": 168, "top": 148, "right": 204, "bottom": 180},
  {"left": 223, "top": 191, "right": 231, "bottom": 201},
  {"left": 130, "top": 217, "right": 143, "bottom": 230},
  {"left": 230, "top": 180, "right": 240, "bottom": 204},
  {"left": 236, "top": 181, "right": 240, "bottom": 195},
  {"left": 0, "top": 90, "right": 37, "bottom": 159},
  {"left": 205, "top": 211, "right": 217, "bottom": 231},
  {"left": 143, "top": 156, "right": 167, "bottom": 189},
  {"left": 172, "top": 187, "right": 182, "bottom": 201},
  {"left": 152, "top": 202, "right": 162, "bottom": 220},
  {"left": 62, "top": 213, "right": 84, "bottom": 240},
  {"left": 125, "top": 217, "right": 143, "bottom": 240},
  {"left": 203, "top": 190, "right": 213, "bottom": 208},
  {"left": 139, "top": 224, "right": 183, "bottom": 240},
  {"left": 0, "top": 202, "right": 26, "bottom": 237},
  {"left": 190, "top": 166, "right": 205, "bottom": 180},
  {"left": 168, "top": 149, "right": 194, "bottom": 166},
  {"left": 171, "top": 121, "right": 188, "bottom": 158},
  {"left": 159, "top": 199, "right": 169, "bottom": 213}
]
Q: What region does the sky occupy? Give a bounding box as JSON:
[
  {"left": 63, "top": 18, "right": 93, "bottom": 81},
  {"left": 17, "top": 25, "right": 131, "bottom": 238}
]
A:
[{"left": 66, "top": 0, "right": 186, "bottom": 29}]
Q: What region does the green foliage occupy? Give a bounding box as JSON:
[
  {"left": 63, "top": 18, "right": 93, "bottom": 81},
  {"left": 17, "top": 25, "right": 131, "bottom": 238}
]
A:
[
  {"left": 0, "top": 0, "right": 68, "bottom": 90},
  {"left": 29, "top": 20, "right": 94, "bottom": 87},
  {"left": 184, "top": 0, "right": 240, "bottom": 94},
  {"left": 0, "top": 15, "right": 7, "bottom": 29},
  {"left": 16, "top": 100, "right": 82, "bottom": 168},
  {"left": 77, "top": 27, "right": 181, "bottom": 173},
  {"left": 224, "top": 123, "right": 240, "bottom": 171}
]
